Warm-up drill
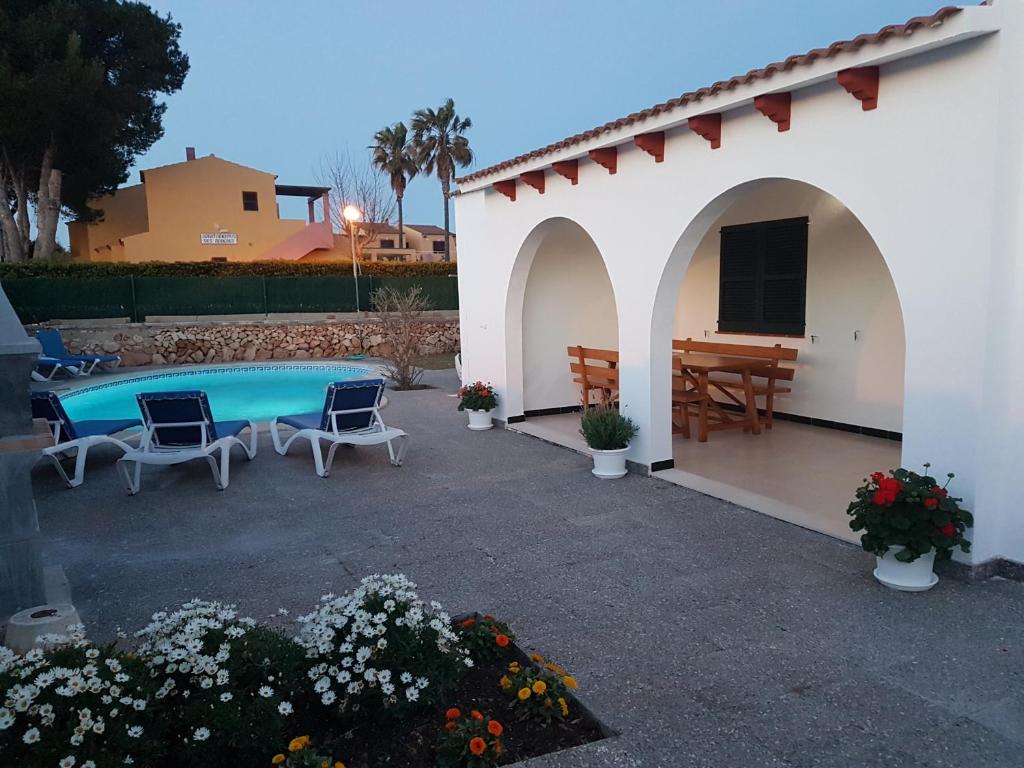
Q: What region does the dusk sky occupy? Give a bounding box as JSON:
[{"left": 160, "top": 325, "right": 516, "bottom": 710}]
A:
[{"left": 132, "top": 0, "right": 946, "bottom": 230}]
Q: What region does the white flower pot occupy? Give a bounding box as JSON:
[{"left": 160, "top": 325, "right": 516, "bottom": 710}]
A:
[
  {"left": 466, "top": 409, "right": 493, "bottom": 431},
  {"left": 590, "top": 446, "right": 630, "bottom": 479},
  {"left": 873, "top": 547, "right": 938, "bottom": 592}
]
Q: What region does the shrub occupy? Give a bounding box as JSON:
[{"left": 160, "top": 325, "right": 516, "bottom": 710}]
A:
[
  {"left": 373, "top": 285, "right": 431, "bottom": 390},
  {"left": 295, "top": 574, "right": 472, "bottom": 721},
  {"left": 0, "top": 625, "right": 159, "bottom": 768},
  {"left": 847, "top": 465, "right": 973, "bottom": 562},
  {"left": 579, "top": 404, "right": 637, "bottom": 450},
  {"left": 500, "top": 654, "right": 577, "bottom": 725},
  {"left": 0, "top": 260, "right": 456, "bottom": 279},
  {"left": 457, "top": 382, "right": 497, "bottom": 412},
  {"left": 456, "top": 615, "right": 515, "bottom": 665},
  {"left": 133, "top": 599, "right": 307, "bottom": 767},
  {"left": 437, "top": 708, "right": 506, "bottom": 768}
]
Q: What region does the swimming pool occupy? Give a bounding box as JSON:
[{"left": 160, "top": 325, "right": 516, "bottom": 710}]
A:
[{"left": 61, "top": 364, "right": 377, "bottom": 423}]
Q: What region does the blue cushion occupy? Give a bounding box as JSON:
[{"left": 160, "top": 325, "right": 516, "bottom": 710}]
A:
[
  {"left": 213, "top": 420, "right": 251, "bottom": 439},
  {"left": 278, "top": 412, "right": 321, "bottom": 431},
  {"left": 73, "top": 419, "right": 142, "bottom": 438}
]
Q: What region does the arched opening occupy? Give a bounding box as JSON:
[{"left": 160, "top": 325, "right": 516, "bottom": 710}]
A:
[
  {"left": 504, "top": 217, "right": 618, "bottom": 447},
  {"left": 653, "top": 179, "right": 905, "bottom": 542}
]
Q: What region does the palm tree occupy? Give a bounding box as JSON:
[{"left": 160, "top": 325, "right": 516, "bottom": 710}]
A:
[
  {"left": 370, "top": 122, "right": 417, "bottom": 249},
  {"left": 411, "top": 98, "right": 473, "bottom": 262}
]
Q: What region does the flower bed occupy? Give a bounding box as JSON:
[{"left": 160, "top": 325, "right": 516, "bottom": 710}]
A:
[{"left": 0, "top": 575, "right": 608, "bottom": 768}]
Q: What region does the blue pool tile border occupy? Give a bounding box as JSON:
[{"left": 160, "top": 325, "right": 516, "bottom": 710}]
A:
[{"left": 62, "top": 363, "right": 378, "bottom": 400}]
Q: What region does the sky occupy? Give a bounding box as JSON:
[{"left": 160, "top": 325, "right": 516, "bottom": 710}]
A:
[{"left": 131, "top": 0, "right": 947, "bottom": 230}]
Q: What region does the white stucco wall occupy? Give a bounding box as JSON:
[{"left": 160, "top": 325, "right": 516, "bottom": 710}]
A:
[
  {"left": 455, "top": 2, "right": 1024, "bottom": 563},
  {"left": 674, "top": 181, "right": 905, "bottom": 432},
  {"left": 522, "top": 222, "right": 617, "bottom": 412}
]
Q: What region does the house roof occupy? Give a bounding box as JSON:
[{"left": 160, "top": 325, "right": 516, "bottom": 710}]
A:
[
  {"left": 405, "top": 224, "right": 450, "bottom": 236},
  {"left": 455, "top": 5, "right": 963, "bottom": 184},
  {"left": 360, "top": 222, "right": 401, "bottom": 234}
]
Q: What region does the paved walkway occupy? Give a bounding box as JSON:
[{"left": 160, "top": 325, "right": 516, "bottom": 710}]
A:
[{"left": 33, "top": 369, "right": 1024, "bottom": 767}]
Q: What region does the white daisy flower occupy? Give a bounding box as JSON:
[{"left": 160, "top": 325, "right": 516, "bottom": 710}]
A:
[{"left": 192, "top": 726, "right": 210, "bottom": 741}]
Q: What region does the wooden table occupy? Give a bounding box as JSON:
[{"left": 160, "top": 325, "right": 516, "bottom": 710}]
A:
[{"left": 673, "top": 352, "right": 764, "bottom": 442}]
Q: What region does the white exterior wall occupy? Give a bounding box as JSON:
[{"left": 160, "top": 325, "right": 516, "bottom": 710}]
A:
[
  {"left": 522, "top": 222, "right": 617, "bottom": 412},
  {"left": 455, "top": 2, "right": 1024, "bottom": 564},
  {"left": 675, "top": 181, "right": 905, "bottom": 432}
]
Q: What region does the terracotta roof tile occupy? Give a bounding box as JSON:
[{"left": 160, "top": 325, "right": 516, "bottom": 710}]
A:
[{"left": 456, "top": 6, "right": 962, "bottom": 184}]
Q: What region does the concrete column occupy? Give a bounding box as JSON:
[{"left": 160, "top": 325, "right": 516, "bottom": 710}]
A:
[{"left": 0, "top": 283, "right": 46, "bottom": 620}]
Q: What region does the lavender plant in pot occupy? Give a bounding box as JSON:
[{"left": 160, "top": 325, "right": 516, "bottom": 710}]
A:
[{"left": 580, "top": 404, "right": 637, "bottom": 480}]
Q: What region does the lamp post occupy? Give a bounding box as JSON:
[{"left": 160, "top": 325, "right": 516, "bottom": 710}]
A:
[{"left": 342, "top": 205, "right": 363, "bottom": 314}]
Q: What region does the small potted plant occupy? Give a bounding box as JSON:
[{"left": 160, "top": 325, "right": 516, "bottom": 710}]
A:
[
  {"left": 458, "top": 381, "right": 498, "bottom": 431},
  {"left": 847, "top": 465, "right": 973, "bottom": 591},
  {"left": 579, "top": 403, "right": 637, "bottom": 479}
]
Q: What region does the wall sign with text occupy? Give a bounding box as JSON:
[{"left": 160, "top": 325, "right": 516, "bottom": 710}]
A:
[{"left": 200, "top": 232, "right": 238, "bottom": 245}]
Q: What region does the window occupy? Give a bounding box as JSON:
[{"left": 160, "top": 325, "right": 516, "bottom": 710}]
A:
[
  {"left": 718, "top": 216, "right": 808, "bottom": 335},
  {"left": 379, "top": 238, "right": 395, "bottom": 249},
  {"left": 242, "top": 191, "right": 258, "bottom": 211},
  {"left": 432, "top": 239, "right": 445, "bottom": 253}
]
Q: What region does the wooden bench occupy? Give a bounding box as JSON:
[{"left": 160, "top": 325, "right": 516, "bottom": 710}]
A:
[
  {"left": 567, "top": 346, "right": 618, "bottom": 409},
  {"left": 672, "top": 338, "right": 798, "bottom": 429}
]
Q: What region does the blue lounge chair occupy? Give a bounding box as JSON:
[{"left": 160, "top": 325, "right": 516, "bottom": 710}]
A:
[
  {"left": 35, "top": 328, "right": 120, "bottom": 376},
  {"left": 270, "top": 379, "right": 409, "bottom": 477},
  {"left": 32, "top": 355, "right": 79, "bottom": 382},
  {"left": 117, "top": 391, "right": 257, "bottom": 494},
  {"left": 31, "top": 391, "right": 141, "bottom": 488}
]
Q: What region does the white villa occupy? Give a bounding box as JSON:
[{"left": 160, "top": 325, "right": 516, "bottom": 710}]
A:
[{"left": 454, "top": 2, "right": 1024, "bottom": 570}]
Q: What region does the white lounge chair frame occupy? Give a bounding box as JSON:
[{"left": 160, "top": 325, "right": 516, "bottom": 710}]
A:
[
  {"left": 117, "top": 395, "right": 257, "bottom": 494},
  {"left": 270, "top": 384, "right": 409, "bottom": 478}
]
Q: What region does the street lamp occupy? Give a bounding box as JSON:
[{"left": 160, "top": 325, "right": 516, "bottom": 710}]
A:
[{"left": 342, "top": 205, "right": 363, "bottom": 313}]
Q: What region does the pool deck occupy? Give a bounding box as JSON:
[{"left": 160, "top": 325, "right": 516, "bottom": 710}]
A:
[{"left": 30, "top": 365, "right": 1024, "bottom": 768}]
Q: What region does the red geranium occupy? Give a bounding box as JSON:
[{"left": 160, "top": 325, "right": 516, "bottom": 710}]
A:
[{"left": 938, "top": 522, "right": 955, "bottom": 537}]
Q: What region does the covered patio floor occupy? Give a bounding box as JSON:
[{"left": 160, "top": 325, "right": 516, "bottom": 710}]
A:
[{"left": 509, "top": 413, "right": 900, "bottom": 543}]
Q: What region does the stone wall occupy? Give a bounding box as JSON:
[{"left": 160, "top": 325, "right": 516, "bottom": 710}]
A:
[{"left": 35, "top": 318, "right": 460, "bottom": 367}]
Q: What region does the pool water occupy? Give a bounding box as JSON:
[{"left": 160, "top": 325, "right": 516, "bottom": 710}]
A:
[{"left": 62, "top": 364, "right": 376, "bottom": 423}]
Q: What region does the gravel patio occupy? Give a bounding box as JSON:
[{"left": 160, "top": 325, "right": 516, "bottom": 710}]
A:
[{"left": 32, "top": 367, "right": 1024, "bottom": 767}]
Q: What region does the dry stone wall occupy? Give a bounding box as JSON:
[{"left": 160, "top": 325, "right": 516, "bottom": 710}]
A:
[{"left": 34, "top": 319, "right": 460, "bottom": 367}]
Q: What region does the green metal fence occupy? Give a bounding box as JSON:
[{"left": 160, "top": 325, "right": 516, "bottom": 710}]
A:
[{"left": 3, "top": 275, "right": 458, "bottom": 323}]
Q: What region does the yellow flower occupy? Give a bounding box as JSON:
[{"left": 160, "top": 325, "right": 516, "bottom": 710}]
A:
[
  {"left": 272, "top": 756, "right": 286, "bottom": 766},
  {"left": 335, "top": 763, "right": 346, "bottom": 768},
  {"left": 288, "top": 736, "right": 310, "bottom": 753},
  {"left": 558, "top": 697, "right": 569, "bottom": 716},
  {"left": 508, "top": 662, "right": 520, "bottom": 673},
  {"left": 530, "top": 653, "right": 545, "bottom": 663},
  {"left": 532, "top": 680, "right": 547, "bottom": 695},
  {"left": 321, "top": 762, "right": 328, "bottom": 768},
  {"left": 500, "top": 675, "right": 512, "bottom": 690},
  {"left": 545, "top": 662, "right": 566, "bottom": 675},
  {"left": 563, "top": 675, "right": 578, "bottom": 689},
  {"left": 517, "top": 687, "right": 531, "bottom": 701}
]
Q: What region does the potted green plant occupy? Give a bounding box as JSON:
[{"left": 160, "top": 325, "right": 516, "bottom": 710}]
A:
[
  {"left": 458, "top": 381, "right": 498, "bottom": 431},
  {"left": 846, "top": 465, "right": 973, "bottom": 591},
  {"left": 579, "top": 404, "right": 637, "bottom": 479}
]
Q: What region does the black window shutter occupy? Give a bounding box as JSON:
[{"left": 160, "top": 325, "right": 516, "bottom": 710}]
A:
[{"left": 718, "top": 217, "right": 807, "bottom": 335}]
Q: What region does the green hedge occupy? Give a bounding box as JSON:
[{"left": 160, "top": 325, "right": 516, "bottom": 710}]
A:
[{"left": 0, "top": 259, "right": 457, "bottom": 279}]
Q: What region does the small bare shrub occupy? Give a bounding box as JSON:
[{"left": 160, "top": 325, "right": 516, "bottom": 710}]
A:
[{"left": 373, "top": 285, "right": 431, "bottom": 390}]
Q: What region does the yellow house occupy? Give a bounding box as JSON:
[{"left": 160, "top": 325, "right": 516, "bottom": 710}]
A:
[{"left": 68, "top": 148, "right": 336, "bottom": 263}]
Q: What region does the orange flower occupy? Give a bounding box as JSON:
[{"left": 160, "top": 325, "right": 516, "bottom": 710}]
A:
[
  {"left": 272, "top": 756, "right": 286, "bottom": 766},
  {"left": 532, "top": 680, "right": 547, "bottom": 695},
  {"left": 530, "top": 653, "right": 544, "bottom": 663},
  {"left": 499, "top": 675, "right": 512, "bottom": 690},
  {"left": 462, "top": 618, "right": 475, "bottom": 629},
  {"left": 445, "top": 721, "right": 456, "bottom": 731},
  {"left": 494, "top": 740, "right": 504, "bottom": 756},
  {"left": 495, "top": 634, "right": 510, "bottom": 647},
  {"left": 469, "top": 737, "right": 487, "bottom": 756},
  {"left": 470, "top": 709, "right": 484, "bottom": 721},
  {"left": 563, "top": 675, "right": 578, "bottom": 690},
  {"left": 487, "top": 720, "right": 503, "bottom": 737},
  {"left": 517, "top": 687, "right": 531, "bottom": 701},
  {"left": 446, "top": 707, "right": 461, "bottom": 720}
]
